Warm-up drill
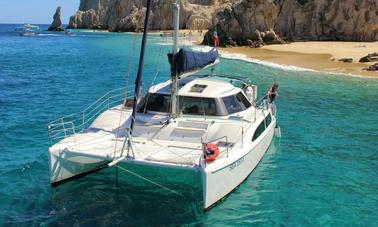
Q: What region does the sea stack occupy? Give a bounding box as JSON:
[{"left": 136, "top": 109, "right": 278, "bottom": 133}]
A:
[{"left": 48, "top": 6, "right": 65, "bottom": 31}]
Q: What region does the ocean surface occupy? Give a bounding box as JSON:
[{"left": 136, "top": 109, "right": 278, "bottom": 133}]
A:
[{"left": 0, "top": 24, "right": 377, "bottom": 226}]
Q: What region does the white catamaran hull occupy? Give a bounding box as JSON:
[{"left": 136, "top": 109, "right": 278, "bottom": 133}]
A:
[
  {"left": 49, "top": 116, "right": 276, "bottom": 210},
  {"left": 203, "top": 119, "right": 276, "bottom": 209},
  {"left": 117, "top": 160, "right": 203, "bottom": 194},
  {"left": 49, "top": 149, "right": 110, "bottom": 185}
]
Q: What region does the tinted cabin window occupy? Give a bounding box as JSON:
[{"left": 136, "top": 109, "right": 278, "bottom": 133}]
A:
[
  {"left": 236, "top": 92, "right": 251, "bottom": 109},
  {"left": 252, "top": 114, "right": 272, "bottom": 141},
  {"left": 252, "top": 120, "right": 266, "bottom": 141},
  {"left": 139, "top": 94, "right": 171, "bottom": 113},
  {"left": 179, "top": 96, "right": 218, "bottom": 116},
  {"left": 265, "top": 113, "right": 272, "bottom": 127},
  {"left": 222, "top": 95, "right": 243, "bottom": 114}
]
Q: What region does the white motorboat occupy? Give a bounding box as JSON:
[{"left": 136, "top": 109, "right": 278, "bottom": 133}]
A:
[
  {"left": 15, "top": 23, "right": 40, "bottom": 36},
  {"left": 47, "top": 0, "right": 279, "bottom": 211}
]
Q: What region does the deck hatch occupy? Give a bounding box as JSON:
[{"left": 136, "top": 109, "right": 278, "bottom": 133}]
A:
[{"left": 190, "top": 84, "right": 207, "bottom": 93}]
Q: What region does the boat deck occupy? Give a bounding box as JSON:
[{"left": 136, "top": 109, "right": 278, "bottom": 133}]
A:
[{"left": 50, "top": 106, "right": 261, "bottom": 167}]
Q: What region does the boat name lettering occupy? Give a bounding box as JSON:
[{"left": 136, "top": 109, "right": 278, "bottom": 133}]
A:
[{"left": 229, "top": 157, "right": 244, "bottom": 170}]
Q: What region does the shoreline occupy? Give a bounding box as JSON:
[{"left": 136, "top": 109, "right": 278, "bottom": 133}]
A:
[
  {"left": 32, "top": 26, "right": 377, "bottom": 78},
  {"left": 219, "top": 41, "right": 378, "bottom": 78}
]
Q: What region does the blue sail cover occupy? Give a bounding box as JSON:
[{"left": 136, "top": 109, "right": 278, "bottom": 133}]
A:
[{"left": 168, "top": 48, "right": 218, "bottom": 76}]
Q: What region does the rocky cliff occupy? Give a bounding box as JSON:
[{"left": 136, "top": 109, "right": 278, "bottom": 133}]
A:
[
  {"left": 68, "top": 0, "right": 378, "bottom": 42},
  {"left": 206, "top": 0, "right": 378, "bottom": 44},
  {"left": 68, "top": 0, "right": 228, "bottom": 32}
]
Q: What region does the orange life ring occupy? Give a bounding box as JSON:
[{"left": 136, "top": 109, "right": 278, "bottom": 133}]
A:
[{"left": 205, "top": 143, "right": 219, "bottom": 162}]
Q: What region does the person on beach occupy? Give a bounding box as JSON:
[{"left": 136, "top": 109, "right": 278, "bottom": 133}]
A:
[
  {"left": 268, "top": 82, "right": 279, "bottom": 103},
  {"left": 213, "top": 31, "right": 220, "bottom": 47}
]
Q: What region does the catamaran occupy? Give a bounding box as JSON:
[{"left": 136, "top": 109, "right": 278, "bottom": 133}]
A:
[{"left": 47, "top": 0, "right": 279, "bottom": 210}]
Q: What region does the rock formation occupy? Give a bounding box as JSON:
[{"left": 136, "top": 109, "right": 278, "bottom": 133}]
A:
[
  {"left": 67, "top": 0, "right": 228, "bottom": 32},
  {"left": 359, "top": 52, "right": 378, "bottom": 62},
  {"left": 338, "top": 58, "right": 353, "bottom": 63},
  {"left": 204, "top": 0, "right": 378, "bottom": 45},
  {"left": 363, "top": 63, "right": 378, "bottom": 71},
  {"left": 68, "top": 0, "right": 378, "bottom": 43},
  {"left": 48, "top": 6, "right": 65, "bottom": 31}
]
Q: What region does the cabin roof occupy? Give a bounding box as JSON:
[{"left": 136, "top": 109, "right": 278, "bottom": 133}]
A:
[
  {"left": 148, "top": 77, "right": 240, "bottom": 98},
  {"left": 178, "top": 79, "right": 238, "bottom": 97}
]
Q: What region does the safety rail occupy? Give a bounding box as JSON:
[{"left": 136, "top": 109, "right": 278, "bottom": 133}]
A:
[
  {"left": 255, "top": 94, "right": 269, "bottom": 109},
  {"left": 253, "top": 94, "right": 277, "bottom": 122},
  {"left": 47, "top": 86, "right": 136, "bottom": 144}
]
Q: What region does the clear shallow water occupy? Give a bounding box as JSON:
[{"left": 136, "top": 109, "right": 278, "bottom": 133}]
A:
[{"left": 0, "top": 24, "right": 377, "bottom": 226}]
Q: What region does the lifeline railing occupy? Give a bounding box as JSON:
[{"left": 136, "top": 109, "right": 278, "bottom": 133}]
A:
[
  {"left": 47, "top": 86, "right": 136, "bottom": 144},
  {"left": 253, "top": 94, "right": 277, "bottom": 122}
]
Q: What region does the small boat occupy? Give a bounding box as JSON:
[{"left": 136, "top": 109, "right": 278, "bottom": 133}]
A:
[
  {"left": 65, "top": 30, "right": 75, "bottom": 36},
  {"left": 15, "top": 23, "right": 40, "bottom": 36},
  {"left": 47, "top": 0, "right": 279, "bottom": 211}
]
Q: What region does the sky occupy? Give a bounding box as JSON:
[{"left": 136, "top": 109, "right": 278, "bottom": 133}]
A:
[{"left": 0, "top": 0, "right": 79, "bottom": 24}]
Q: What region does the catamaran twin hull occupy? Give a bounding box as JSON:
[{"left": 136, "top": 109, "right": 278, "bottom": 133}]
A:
[{"left": 48, "top": 107, "right": 276, "bottom": 210}]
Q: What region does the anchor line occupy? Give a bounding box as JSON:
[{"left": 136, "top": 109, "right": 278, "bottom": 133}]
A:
[{"left": 115, "top": 165, "right": 183, "bottom": 197}]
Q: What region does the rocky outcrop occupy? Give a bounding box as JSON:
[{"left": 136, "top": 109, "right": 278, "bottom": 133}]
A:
[
  {"left": 359, "top": 52, "right": 378, "bottom": 62},
  {"left": 48, "top": 7, "right": 65, "bottom": 31},
  {"left": 205, "top": 0, "right": 378, "bottom": 45},
  {"left": 363, "top": 63, "right": 378, "bottom": 71},
  {"left": 67, "top": 0, "right": 228, "bottom": 32},
  {"left": 338, "top": 58, "right": 353, "bottom": 63},
  {"left": 68, "top": 0, "right": 378, "bottom": 43}
]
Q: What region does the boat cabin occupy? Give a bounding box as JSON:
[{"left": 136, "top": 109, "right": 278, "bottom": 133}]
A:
[{"left": 138, "top": 77, "right": 253, "bottom": 116}]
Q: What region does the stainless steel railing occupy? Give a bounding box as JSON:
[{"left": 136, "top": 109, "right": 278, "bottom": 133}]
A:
[
  {"left": 47, "top": 86, "right": 136, "bottom": 144},
  {"left": 253, "top": 94, "right": 277, "bottom": 121}
]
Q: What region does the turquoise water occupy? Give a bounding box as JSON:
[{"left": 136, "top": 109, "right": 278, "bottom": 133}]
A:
[{"left": 1, "top": 24, "right": 377, "bottom": 226}]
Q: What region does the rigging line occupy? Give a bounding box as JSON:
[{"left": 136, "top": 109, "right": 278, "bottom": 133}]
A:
[
  {"left": 114, "top": 32, "right": 139, "bottom": 156},
  {"left": 142, "top": 22, "right": 173, "bottom": 113},
  {"left": 123, "top": 32, "right": 139, "bottom": 107},
  {"left": 141, "top": 33, "right": 168, "bottom": 113},
  {"left": 125, "top": 33, "right": 138, "bottom": 84},
  {"left": 115, "top": 165, "right": 183, "bottom": 197},
  {"left": 113, "top": 108, "right": 126, "bottom": 157},
  {"left": 139, "top": 0, "right": 166, "bottom": 105}
]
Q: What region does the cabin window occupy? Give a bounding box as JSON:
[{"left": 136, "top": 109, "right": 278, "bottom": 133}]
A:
[
  {"left": 236, "top": 92, "right": 251, "bottom": 109},
  {"left": 265, "top": 113, "right": 272, "bottom": 127},
  {"left": 179, "top": 96, "right": 218, "bottom": 116},
  {"left": 139, "top": 94, "right": 171, "bottom": 113},
  {"left": 222, "top": 95, "right": 243, "bottom": 114},
  {"left": 252, "top": 114, "right": 272, "bottom": 141},
  {"left": 252, "top": 120, "right": 266, "bottom": 141}
]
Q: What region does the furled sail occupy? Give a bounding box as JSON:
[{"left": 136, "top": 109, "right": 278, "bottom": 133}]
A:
[{"left": 168, "top": 48, "right": 218, "bottom": 76}]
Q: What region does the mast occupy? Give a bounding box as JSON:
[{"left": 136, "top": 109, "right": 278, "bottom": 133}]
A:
[
  {"left": 130, "top": 0, "right": 153, "bottom": 133},
  {"left": 171, "top": 0, "right": 180, "bottom": 118}
]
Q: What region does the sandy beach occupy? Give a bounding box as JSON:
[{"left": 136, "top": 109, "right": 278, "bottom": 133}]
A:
[
  {"left": 219, "top": 41, "right": 378, "bottom": 78},
  {"left": 154, "top": 29, "right": 207, "bottom": 44}
]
